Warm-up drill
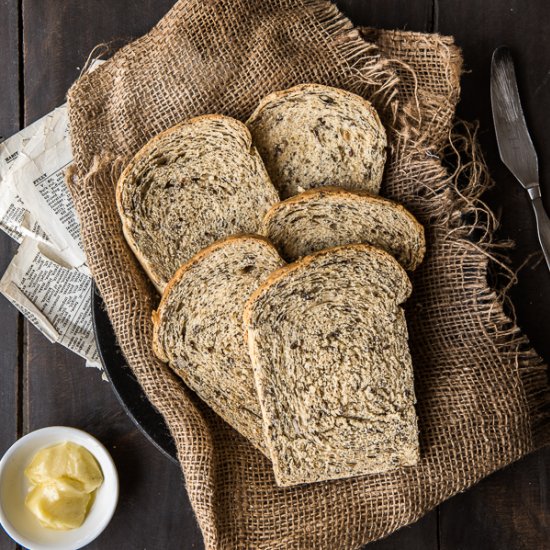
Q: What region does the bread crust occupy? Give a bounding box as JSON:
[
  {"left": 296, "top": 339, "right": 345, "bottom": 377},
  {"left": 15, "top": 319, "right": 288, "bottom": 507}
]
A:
[
  {"left": 116, "top": 115, "right": 276, "bottom": 292},
  {"left": 243, "top": 244, "right": 417, "bottom": 485},
  {"left": 247, "top": 83, "right": 384, "bottom": 135},
  {"left": 152, "top": 233, "right": 284, "bottom": 455},
  {"left": 261, "top": 186, "right": 426, "bottom": 270},
  {"left": 243, "top": 242, "right": 411, "bottom": 334},
  {"left": 247, "top": 83, "right": 387, "bottom": 198}
]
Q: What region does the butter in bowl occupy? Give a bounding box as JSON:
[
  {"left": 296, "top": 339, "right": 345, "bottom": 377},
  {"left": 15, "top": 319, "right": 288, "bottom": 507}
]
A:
[{"left": 0, "top": 426, "right": 118, "bottom": 550}]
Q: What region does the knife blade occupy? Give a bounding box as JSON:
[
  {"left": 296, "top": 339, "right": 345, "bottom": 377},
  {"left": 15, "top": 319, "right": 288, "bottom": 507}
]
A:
[{"left": 491, "top": 46, "right": 550, "bottom": 271}]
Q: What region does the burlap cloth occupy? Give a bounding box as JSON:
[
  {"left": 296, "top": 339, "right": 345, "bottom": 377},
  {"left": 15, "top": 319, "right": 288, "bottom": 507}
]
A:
[{"left": 66, "top": 1, "right": 550, "bottom": 548}]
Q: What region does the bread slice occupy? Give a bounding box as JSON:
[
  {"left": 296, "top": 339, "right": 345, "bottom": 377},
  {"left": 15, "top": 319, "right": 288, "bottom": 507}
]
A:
[
  {"left": 152, "top": 235, "right": 285, "bottom": 454},
  {"left": 244, "top": 245, "right": 419, "bottom": 486},
  {"left": 117, "top": 115, "right": 280, "bottom": 291},
  {"left": 261, "top": 187, "right": 425, "bottom": 270},
  {"left": 246, "top": 84, "right": 387, "bottom": 199}
]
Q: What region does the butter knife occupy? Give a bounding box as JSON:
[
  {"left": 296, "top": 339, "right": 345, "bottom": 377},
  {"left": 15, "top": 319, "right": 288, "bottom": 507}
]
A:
[{"left": 491, "top": 46, "right": 550, "bottom": 271}]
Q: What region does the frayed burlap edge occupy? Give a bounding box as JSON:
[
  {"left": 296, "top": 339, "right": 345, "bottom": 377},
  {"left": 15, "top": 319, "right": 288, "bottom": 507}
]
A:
[
  {"left": 369, "top": 27, "right": 550, "bottom": 447},
  {"left": 439, "top": 121, "right": 550, "bottom": 446}
]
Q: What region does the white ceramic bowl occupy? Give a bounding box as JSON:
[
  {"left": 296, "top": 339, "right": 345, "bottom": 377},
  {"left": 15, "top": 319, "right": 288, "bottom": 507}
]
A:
[{"left": 0, "top": 426, "right": 118, "bottom": 550}]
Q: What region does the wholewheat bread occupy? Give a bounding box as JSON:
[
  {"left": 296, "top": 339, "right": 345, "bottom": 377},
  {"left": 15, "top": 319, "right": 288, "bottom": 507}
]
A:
[
  {"left": 152, "top": 235, "right": 285, "bottom": 454},
  {"left": 117, "top": 115, "right": 280, "bottom": 291},
  {"left": 246, "top": 84, "right": 387, "bottom": 199},
  {"left": 244, "top": 245, "right": 419, "bottom": 486},
  {"left": 262, "top": 187, "right": 426, "bottom": 270}
]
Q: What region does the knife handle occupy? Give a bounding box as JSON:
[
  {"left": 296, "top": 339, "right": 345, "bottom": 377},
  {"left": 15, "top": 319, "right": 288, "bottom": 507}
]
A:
[{"left": 528, "top": 186, "right": 550, "bottom": 271}]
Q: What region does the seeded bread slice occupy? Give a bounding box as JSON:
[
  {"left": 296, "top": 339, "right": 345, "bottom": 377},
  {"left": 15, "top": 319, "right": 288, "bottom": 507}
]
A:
[
  {"left": 246, "top": 84, "right": 387, "bottom": 199},
  {"left": 244, "top": 245, "right": 419, "bottom": 486},
  {"left": 152, "top": 235, "right": 285, "bottom": 454},
  {"left": 262, "top": 187, "right": 426, "bottom": 270},
  {"left": 117, "top": 115, "right": 280, "bottom": 292}
]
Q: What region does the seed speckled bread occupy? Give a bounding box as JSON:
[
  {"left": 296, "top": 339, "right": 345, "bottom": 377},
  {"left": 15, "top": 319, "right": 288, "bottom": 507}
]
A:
[
  {"left": 152, "top": 235, "right": 285, "bottom": 454},
  {"left": 246, "top": 84, "right": 387, "bottom": 199},
  {"left": 262, "top": 186, "right": 426, "bottom": 270},
  {"left": 244, "top": 245, "right": 419, "bottom": 486},
  {"left": 117, "top": 115, "right": 280, "bottom": 292}
]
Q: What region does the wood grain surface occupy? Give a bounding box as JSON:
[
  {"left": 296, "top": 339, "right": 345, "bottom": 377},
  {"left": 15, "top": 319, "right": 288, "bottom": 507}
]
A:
[
  {"left": 0, "top": 2, "right": 21, "bottom": 549},
  {"left": 0, "top": 1, "right": 548, "bottom": 549}
]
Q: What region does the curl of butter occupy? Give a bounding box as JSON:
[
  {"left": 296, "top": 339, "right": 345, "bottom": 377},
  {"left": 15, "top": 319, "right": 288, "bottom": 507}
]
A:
[{"left": 24, "top": 442, "right": 103, "bottom": 530}]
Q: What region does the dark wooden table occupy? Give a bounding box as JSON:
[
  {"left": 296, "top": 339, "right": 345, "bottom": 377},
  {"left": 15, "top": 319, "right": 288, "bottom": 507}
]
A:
[{"left": 1, "top": 1, "right": 549, "bottom": 549}]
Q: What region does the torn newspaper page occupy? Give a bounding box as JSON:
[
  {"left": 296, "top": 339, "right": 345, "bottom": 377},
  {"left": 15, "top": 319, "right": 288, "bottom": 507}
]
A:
[
  {"left": 0, "top": 179, "right": 48, "bottom": 243},
  {"left": 0, "top": 108, "right": 59, "bottom": 242},
  {"left": 8, "top": 106, "right": 89, "bottom": 273},
  {"left": 0, "top": 237, "right": 100, "bottom": 368}
]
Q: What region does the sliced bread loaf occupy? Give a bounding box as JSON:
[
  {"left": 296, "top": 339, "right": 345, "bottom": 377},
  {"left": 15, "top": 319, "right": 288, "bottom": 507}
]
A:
[
  {"left": 246, "top": 84, "right": 387, "bottom": 199},
  {"left": 152, "top": 235, "right": 285, "bottom": 454},
  {"left": 261, "top": 187, "right": 426, "bottom": 270},
  {"left": 244, "top": 245, "right": 419, "bottom": 486},
  {"left": 117, "top": 115, "right": 280, "bottom": 291}
]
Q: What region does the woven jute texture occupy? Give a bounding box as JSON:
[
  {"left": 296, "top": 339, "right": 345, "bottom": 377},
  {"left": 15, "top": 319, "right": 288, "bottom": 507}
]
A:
[{"left": 66, "top": 1, "right": 550, "bottom": 548}]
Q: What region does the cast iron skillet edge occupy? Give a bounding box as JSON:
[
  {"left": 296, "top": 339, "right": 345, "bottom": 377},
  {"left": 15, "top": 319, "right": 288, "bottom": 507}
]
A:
[{"left": 91, "top": 281, "right": 179, "bottom": 463}]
